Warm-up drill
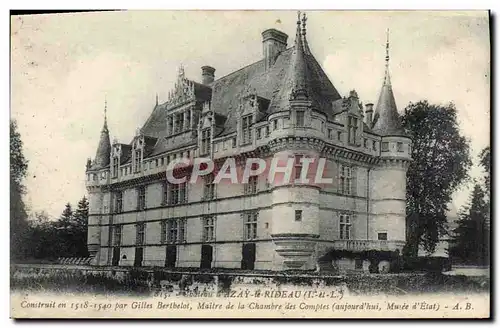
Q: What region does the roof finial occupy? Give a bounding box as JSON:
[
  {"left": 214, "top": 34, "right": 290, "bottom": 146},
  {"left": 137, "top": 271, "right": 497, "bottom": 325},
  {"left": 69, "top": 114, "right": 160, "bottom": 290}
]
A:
[
  {"left": 103, "top": 95, "right": 108, "bottom": 131},
  {"left": 385, "top": 28, "right": 390, "bottom": 63},
  {"left": 296, "top": 11, "right": 301, "bottom": 34},
  {"left": 383, "top": 28, "right": 391, "bottom": 86},
  {"left": 156, "top": 92, "right": 159, "bottom": 106},
  {"left": 301, "top": 12, "right": 307, "bottom": 36}
]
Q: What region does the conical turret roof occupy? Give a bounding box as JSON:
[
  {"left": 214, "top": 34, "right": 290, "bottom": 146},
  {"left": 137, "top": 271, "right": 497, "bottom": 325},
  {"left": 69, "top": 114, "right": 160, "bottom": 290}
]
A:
[
  {"left": 93, "top": 100, "right": 111, "bottom": 168},
  {"left": 372, "top": 30, "right": 407, "bottom": 136},
  {"left": 268, "top": 12, "right": 341, "bottom": 116}
]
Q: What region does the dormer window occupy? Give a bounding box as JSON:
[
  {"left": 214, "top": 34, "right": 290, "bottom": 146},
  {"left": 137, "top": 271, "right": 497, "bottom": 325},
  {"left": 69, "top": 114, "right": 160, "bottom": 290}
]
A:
[
  {"left": 112, "top": 158, "right": 119, "bottom": 178},
  {"left": 241, "top": 115, "right": 252, "bottom": 145},
  {"left": 347, "top": 116, "right": 358, "bottom": 145},
  {"left": 201, "top": 128, "right": 211, "bottom": 155},
  {"left": 134, "top": 149, "right": 142, "bottom": 173},
  {"left": 167, "top": 117, "right": 173, "bottom": 135},
  {"left": 296, "top": 111, "right": 305, "bottom": 127},
  {"left": 186, "top": 112, "right": 191, "bottom": 130},
  {"left": 174, "top": 112, "right": 184, "bottom": 134}
]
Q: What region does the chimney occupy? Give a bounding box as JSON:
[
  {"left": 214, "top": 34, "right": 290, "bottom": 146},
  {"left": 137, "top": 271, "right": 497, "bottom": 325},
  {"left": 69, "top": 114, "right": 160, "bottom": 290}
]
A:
[
  {"left": 365, "top": 103, "right": 374, "bottom": 126},
  {"left": 201, "top": 66, "right": 216, "bottom": 84},
  {"left": 262, "top": 29, "right": 288, "bottom": 70}
]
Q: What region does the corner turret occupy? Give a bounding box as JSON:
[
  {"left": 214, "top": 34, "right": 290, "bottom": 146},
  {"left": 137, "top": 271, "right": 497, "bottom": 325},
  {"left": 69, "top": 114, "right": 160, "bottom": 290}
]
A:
[
  {"left": 372, "top": 29, "right": 407, "bottom": 137},
  {"left": 94, "top": 99, "right": 111, "bottom": 169}
]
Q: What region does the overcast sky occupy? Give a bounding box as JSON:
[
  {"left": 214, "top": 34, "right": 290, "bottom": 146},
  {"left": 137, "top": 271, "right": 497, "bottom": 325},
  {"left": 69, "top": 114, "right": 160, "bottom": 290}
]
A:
[{"left": 11, "top": 10, "right": 489, "bottom": 218}]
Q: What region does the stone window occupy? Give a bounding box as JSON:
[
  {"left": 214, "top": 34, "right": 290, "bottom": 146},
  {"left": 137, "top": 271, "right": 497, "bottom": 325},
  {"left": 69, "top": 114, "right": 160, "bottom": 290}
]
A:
[
  {"left": 296, "top": 110, "right": 305, "bottom": 127},
  {"left": 372, "top": 140, "right": 377, "bottom": 151},
  {"left": 112, "top": 158, "right": 119, "bottom": 178},
  {"left": 160, "top": 220, "right": 167, "bottom": 243},
  {"left": 202, "top": 216, "right": 216, "bottom": 242},
  {"left": 256, "top": 127, "right": 261, "bottom": 140},
  {"left": 134, "top": 149, "right": 142, "bottom": 173},
  {"left": 244, "top": 211, "right": 258, "bottom": 240},
  {"left": 186, "top": 111, "right": 191, "bottom": 130},
  {"left": 169, "top": 181, "right": 187, "bottom": 205},
  {"left": 114, "top": 191, "right": 123, "bottom": 213},
  {"left": 161, "top": 157, "right": 165, "bottom": 166},
  {"left": 328, "top": 128, "right": 333, "bottom": 139},
  {"left": 232, "top": 137, "right": 237, "bottom": 148},
  {"left": 112, "top": 225, "right": 122, "bottom": 246},
  {"left": 165, "top": 218, "right": 187, "bottom": 244},
  {"left": 167, "top": 116, "right": 173, "bottom": 135},
  {"left": 201, "top": 128, "right": 211, "bottom": 155},
  {"left": 203, "top": 174, "right": 215, "bottom": 200},
  {"left": 363, "top": 138, "right": 368, "bottom": 148},
  {"left": 397, "top": 142, "right": 404, "bottom": 152},
  {"left": 244, "top": 175, "right": 258, "bottom": 195},
  {"left": 241, "top": 115, "right": 253, "bottom": 145},
  {"left": 265, "top": 126, "right": 270, "bottom": 137},
  {"left": 339, "top": 214, "right": 351, "bottom": 240},
  {"left": 162, "top": 182, "right": 168, "bottom": 205},
  {"left": 174, "top": 112, "right": 184, "bottom": 134},
  {"left": 137, "top": 185, "right": 146, "bottom": 211},
  {"left": 337, "top": 131, "right": 342, "bottom": 141},
  {"left": 136, "top": 223, "right": 146, "bottom": 245},
  {"left": 273, "top": 119, "right": 278, "bottom": 130},
  {"left": 294, "top": 155, "right": 303, "bottom": 180},
  {"left": 381, "top": 142, "right": 389, "bottom": 152},
  {"left": 347, "top": 116, "right": 358, "bottom": 145},
  {"left": 295, "top": 210, "right": 302, "bottom": 222},
  {"left": 339, "top": 165, "right": 353, "bottom": 195},
  {"left": 378, "top": 232, "right": 388, "bottom": 241}
]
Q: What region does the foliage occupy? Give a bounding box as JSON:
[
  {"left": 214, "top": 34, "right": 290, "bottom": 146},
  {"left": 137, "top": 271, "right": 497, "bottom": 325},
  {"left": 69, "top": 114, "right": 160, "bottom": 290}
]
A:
[
  {"left": 24, "top": 197, "right": 89, "bottom": 260},
  {"left": 479, "top": 146, "right": 490, "bottom": 193},
  {"left": 10, "top": 120, "right": 30, "bottom": 260},
  {"left": 450, "top": 184, "right": 489, "bottom": 265},
  {"left": 402, "top": 101, "right": 471, "bottom": 256}
]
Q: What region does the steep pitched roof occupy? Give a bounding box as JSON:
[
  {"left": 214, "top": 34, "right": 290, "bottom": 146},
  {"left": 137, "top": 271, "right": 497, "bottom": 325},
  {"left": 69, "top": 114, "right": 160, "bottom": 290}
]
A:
[
  {"left": 268, "top": 13, "right": 341, "bottom": 118},
  {"left": 372, "top": 32, "right": 407, "bottom": 137},
  {"left": 93, "top": 104, "right": 111, "bottom": 169},
  {"left": 129, "top": 14, "right": 344, "bottom": 155}
]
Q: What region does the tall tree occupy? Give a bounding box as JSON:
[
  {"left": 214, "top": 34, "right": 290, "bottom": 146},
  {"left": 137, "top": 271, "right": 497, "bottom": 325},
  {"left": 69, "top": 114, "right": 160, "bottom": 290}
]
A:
[
  {"left": 57, "top": 203, "right": 73, "bottom": 229},
  {"left": 10, "top": 120, "right": 30, "bottom": 261},
  {"left": 402, "top": 101, "right": 471, "bottom": 256},
  {"left": 450, "top": 184, "right": 488, "bottom": 264},
  {"left": 479, "top": 146, "right": 490, "bottom": 197},
  {"left": 73, "top": 196, "right": 89, "bottom": 257},
  {"left": 478, "top": 146, "right": 490, "bottom": 264}
]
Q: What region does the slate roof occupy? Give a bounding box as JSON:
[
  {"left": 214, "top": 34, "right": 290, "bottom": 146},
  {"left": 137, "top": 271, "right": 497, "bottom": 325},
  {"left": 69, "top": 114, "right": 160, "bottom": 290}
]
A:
[
  {"left": 92, "top": 118, "right": 111, "bottom": 169},
  {"left": 372, "top": 49, "right": 407, "bottom": 137},
  {"left": 117, "top": 144, "right": 132, "bottom": 165},
  {"left": 92, "top": 15, "right": 408, "bottom": 168}
]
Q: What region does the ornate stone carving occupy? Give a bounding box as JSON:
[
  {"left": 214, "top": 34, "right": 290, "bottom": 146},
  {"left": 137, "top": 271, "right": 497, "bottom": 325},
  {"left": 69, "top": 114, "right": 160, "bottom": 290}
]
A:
[{"left": 166, "top": 66, "right": 196, "bottom": 107}]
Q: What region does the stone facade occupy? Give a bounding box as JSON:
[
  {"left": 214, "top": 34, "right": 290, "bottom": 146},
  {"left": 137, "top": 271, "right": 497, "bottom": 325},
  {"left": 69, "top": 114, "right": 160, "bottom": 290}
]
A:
[{"left": 86, "top": 13, "right": 411, "bottom": 272}]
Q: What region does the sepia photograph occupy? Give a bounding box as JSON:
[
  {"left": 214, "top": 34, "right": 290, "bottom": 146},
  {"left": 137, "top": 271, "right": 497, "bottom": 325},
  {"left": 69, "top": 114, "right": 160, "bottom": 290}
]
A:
[{"left": 9, "top": 10, "right": 490, "bottom": 319}]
